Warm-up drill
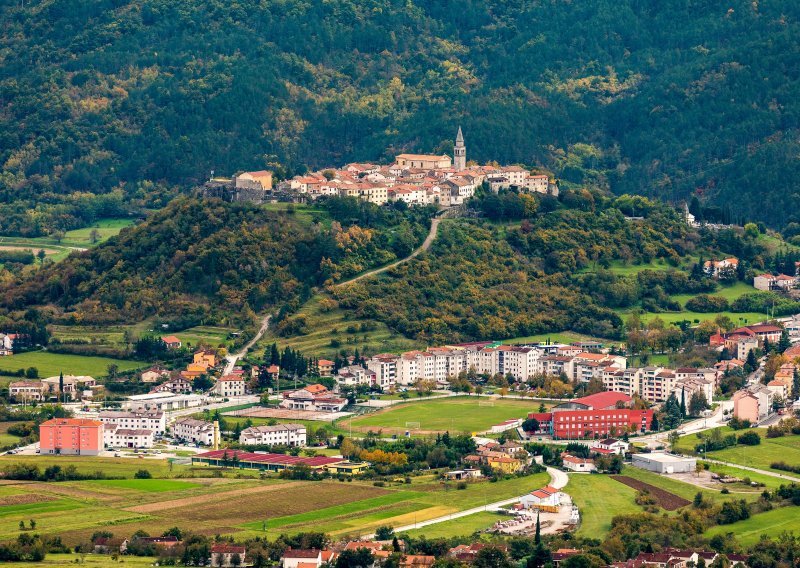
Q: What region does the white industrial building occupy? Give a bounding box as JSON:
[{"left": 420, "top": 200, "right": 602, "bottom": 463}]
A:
[
  {"left": 122, "top": 392, "right": 205, "bottom": 412},
  {"left": 631, "top": 453, "right": 696, "bottom": 474}
]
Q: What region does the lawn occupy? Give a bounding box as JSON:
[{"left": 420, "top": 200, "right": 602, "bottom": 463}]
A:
[
  {"left": 83, "top": 479, "right": 201, "bottom": 493},
  {"left": 7, "top": 553, "right": 157, "bottom": 567},
  {"left": 705, "top": 506, "right": 800, "bottom": 546},
  {"left": 0, "top": 351, "right": 146, "bottom": 378},
  {"left": 670, "top": 281, "right": 758, "bottom": 307},
  {"left": 567, "top": 473, "right": 641, "bottom": 538},
  {"left": 676, "top": 428, "right": 800, "bottom": 479},
  {"left": 256, "top": 294, "right": 424, "bottom": 359},
  {"left": 0, "top": 456, "right": 183, "bottom": 479},
  {"left": 263, "top": 202, "right": 332, "bottom": 229},
  {"left": 347, "top": 396, "right": 545, "bottom": 434},
  {"left": 579, "top": 259, "right": 685, "bottom": 276},
  {"left": 400, "top": 511, "right": 507, "bottom": 538},
  {"left": 624, "top": 310, "right": 767, "bottom": 327},
  {"left": 173, "top": 325, "right": 236, "bottom": 349}
]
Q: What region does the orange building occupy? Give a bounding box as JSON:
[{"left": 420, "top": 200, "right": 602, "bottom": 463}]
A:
[{"left": 39, "top": 418, "right": 103, "bottom": 456}]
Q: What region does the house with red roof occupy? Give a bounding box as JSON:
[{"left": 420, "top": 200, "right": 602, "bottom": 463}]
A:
[
  {"left": 161, "top": 335, "right": 182, "bottom": 349},
  {"left": 562, "top": 454, "right": 596, "bottom": 472}
]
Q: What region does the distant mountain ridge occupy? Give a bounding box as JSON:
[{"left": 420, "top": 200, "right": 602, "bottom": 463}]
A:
[{"left": 2, "top": 0, "right": 800, "bottom": 229}]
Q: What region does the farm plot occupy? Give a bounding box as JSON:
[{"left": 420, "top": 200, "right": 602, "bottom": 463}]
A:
[
  {"left": 0, "top": 351, "right": 145, "bottom": 378},
  {"left": 611, "top": 476, "right": 691, "bottom": 510}
]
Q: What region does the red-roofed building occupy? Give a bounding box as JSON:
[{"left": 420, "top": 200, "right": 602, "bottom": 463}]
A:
[
  {"left": 554, "top": 391, "right": 632, "bottom": 411},
  {"left": 192, "top": 449, "right": 345, "bottom": 472},
  {"left": 161, "top": 335, "right": 182, "bottom": 349},
  {"left": 529, "top": 408, "right": 653, "bottom": 439}
]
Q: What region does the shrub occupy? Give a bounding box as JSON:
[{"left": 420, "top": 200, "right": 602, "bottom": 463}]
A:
[
  {"left": 685, "top": 295, "right": 730, "bottom": 312},
  {"left": 134, "top": 469, "right": 152, "bottom": 479},
  {"left": 737, "top": 431, "right": 761, "bottom": 446}
]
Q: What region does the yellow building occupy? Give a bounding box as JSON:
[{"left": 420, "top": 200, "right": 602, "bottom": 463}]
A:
[
  {"left": 235, "top": 170, "right": 273, "bottom": 190},
  {"left": 486, "top": 456, "right": 522, "bottom": 474},
  {"left": 193, "top": 351, "right": 216, "bottom": 368},
  {"left": 327, "top": 461, "right": 370, "bottom": 476},
  {"left": 395, "top": 154, "right": 451, "bottom": 170}
]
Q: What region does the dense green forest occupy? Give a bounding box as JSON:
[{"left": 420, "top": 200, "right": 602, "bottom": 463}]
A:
[
  {"left": 330, "top": 189, "right": 795, "bottom": 344},
  {"left": 0, "top": 197, "right": 433, "bottom": 327},
  {"left": 2, "top": 0, "right": 800, "bottom": 233}
]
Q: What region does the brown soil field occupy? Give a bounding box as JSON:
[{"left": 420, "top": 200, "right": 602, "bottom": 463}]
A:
[
  {"left": 611, "top": 475, "right": 691, "bottom": 511},
  {"left": 0, "top": 493, "right": 55, "bottom": 506}
]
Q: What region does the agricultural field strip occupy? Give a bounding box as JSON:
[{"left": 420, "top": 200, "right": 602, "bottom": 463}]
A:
[
  {"left": 705, "top": 506, "right": 800, "bottom": 546},
  {"left": 124, "top": 480, "right": 297, "bottom": 513},
  {"left": 610, "top": 475, "right": 691, "bottom": 510},
  {"left": 239, "top": 490, "right": 425, "bottom": 530}
]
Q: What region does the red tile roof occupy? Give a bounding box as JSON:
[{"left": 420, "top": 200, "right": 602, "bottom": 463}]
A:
[{"left": 571, "top": 391, "right": 632, "bottom": 409}]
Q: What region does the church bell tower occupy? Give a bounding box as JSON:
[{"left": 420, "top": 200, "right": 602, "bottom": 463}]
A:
[{"left": 453, "top": 126, "right": 466, "bottom": 170}]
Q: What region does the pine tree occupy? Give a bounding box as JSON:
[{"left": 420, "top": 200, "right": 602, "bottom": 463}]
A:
[
  {"left": 779, "top": 330, "right": 791, "bottom": 353},
  {"left": 534, "top": 512, "right": 541, "bottom": 544},
  {"left": 745, "top": 350, "right": 758, "bottom": 374},
  {"left": 680, "top": 388, "right": 687, "bottom": 417},
  {"left": 763, "top": 337, "right": 772, "bottom": 354}
]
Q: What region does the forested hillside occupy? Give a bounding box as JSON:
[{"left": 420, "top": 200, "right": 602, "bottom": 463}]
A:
[
  {"left": 2, "top": 0, "right": 800, "bottom": 233},
  {"left": 0, "top": 198, "right": 433, "bottom": 328}
]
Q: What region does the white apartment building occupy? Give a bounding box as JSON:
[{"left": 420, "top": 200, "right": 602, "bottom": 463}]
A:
[
  {"left": 497, "top": 346, "right": 540, "bottom": 381},
  {"left": 98, "top": 410, "right": 166, "bottom": 434},
  {"left": 212, "top": 375, "right": 246, "bottom": 397},
  {"left": 366, "top": 355, "right": 399, "bottom": 390},
  {"left": 336, "top": 365, "right": 376, "bottom": 388},
  {"left": 239, "top": 424, "right": 306, "bottom": 447},
  {"left": 171, "top": 417, "right": 216, "bottom": 446},
  {"left": 103, "top": 424, "right": 155, "bottom": 449},
  {"left": 526, "top": 175, "right": 550, "bottom": 194}
]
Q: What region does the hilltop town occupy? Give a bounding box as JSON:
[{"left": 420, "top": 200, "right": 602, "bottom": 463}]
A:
[{"left": 207, "top": 128, "right": 556, "bottom": 207}]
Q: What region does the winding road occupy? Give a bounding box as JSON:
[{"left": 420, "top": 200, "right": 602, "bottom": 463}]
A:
[
  {"left": 361, "top": 466, "right": 569, "bottom": 538},
  {"left": 333, "top": 217, "right": 441, "bottom": 287},
  {"left": 223, "top": 314, "right": 273, "bottom": 375}
]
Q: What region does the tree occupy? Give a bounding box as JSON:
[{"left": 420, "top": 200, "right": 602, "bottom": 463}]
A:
[
  {"left": 89, "top": 228, "right": 101, "bottom": 244},
  {"left": 375, "top": 526, "right": 394, "bottom": 540},
  {"left": 689, "top": 391, "right": 709, "bottom": 417},
  {"left": 134, "top": 469, "right": 152, "bottom": 479},
  {"left": 521, "top": 418, "right": 540, "bottom": 433},
  {"left": 745, "top": 349, "right": 758, "bottom": 374},
  {"left": 336, "top": 548, "right": 374, "bottom": 568},
  {"left": 528, "top": 544, "right": 552, "bottom": 568},
  {"left": 474, "top": 547, "right": 512, "bottom": 568},
  {"left": 534, "top": 512, "right": 541, "bottom": 544},
  {"left": 680, "top": 389, "right": 687, "bottom": 417},
  {"left": 36, "top": 249, "right": 46, "bottom": 264}
]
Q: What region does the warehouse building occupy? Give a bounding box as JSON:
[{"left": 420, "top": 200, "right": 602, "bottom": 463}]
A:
[{"left": 631, "top": 453, "right": 696, "bottom": 474}]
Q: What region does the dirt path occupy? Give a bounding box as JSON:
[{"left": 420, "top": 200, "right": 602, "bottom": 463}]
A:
[
  {"left": 333, "top": 217, "right": 441, "bottom": 287},
  {"left": 224, "top": 313, "right": 273, "bottom": 374}
]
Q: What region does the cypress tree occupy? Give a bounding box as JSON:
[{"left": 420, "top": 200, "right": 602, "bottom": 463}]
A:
[
  {"left": 534, "top": 512, "right": 541, "bottom": 544},
  {"left": 680, "top": 388, "right": 687, "bottom": 417}
]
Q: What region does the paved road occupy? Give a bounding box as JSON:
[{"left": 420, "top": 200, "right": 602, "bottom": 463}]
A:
[
  {"left": 224, "top": 314, "right": 273, "bottom": 375},
  {"left": 634, "top": 402, "right": 730, "bottom": 448},
  {"left": 334, "top": 218, "right": 441, "bottom": 287},
  {"left": 361, "top": 466, "right": 568, "bottom": 537}
]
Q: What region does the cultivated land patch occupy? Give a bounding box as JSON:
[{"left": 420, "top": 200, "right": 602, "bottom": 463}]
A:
[
  {"left": 83, "top": 479, "right": 202, "bottom": 493},
  {"left": 347, "top": 396, "right": 545, "bottom": 434},
  {"left": 400, "top": 511, "right": 508, "bottom": 539},
  {"left": 611, "top": 475, "right": 691, "bottom": 510},
  {"left": 567, "top": 473, "right": 641, "bottom": 538}
]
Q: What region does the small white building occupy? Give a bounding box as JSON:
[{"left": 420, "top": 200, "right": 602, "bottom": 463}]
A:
[
  {"left": 99, "top": 409, "right": 166, "bottom": 434},
  {"left": 103, "top": 424, "right": 155, "bottom": 449},
  {"left": 561, "top": 454, "right": 596, "bottom": 473},
  {"left": 122, "top": 392, "right": 204, "bottom": 411},
  {"left": 171, "top": 417, "right": 216, "bottom": 446},
  {"left": 520, "top": 485, "right": 563, "bottom": 508},
  {"left": 591, "top": 438, "right": 629, "bottom": 455},
  {"left": 239, "top": 423, "right": 307, "bottom": 447}
]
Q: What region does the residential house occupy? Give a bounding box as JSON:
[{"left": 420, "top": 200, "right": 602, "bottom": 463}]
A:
[
  {"left": 212, "top": 374, "right": 247, "bottom": 397},
  {"left": 591, "top": 438, "right": 629, "bottom": 455},
  {"left": 336, "top": 365, "right": 376, "bottom": 389},
  {"left": 171, "top": 417, "right": 216, "bottom": 446},
  {"left": 733, "top": 384, "right": 773, "bottom": 423},
  {"left": 161, "top": 336, "right": 182, "bottom": 349},
  {"left": 704, "top": 258, "right": 738, "bottom": 278},
  {"left": 140, "top": 366, "right": 170, "bottom": 383},
  {"left": 99, "top": 410, "right": 166, "bottom": 434},
  {"left": 235, "top": 170, "right": 273, "bottom": 190},
  {"left": 394, "top": 154, "right": 451, "bottom": 169},
  {"left": 41, "top": 375, "right": 96, "bottom": 401},
  {"left": 211, "top": 543, "right": 247, "bottom": 568},
  {"left": 316, "top": 359, "right": 334, "bottom": 377},
  {"left": 151, "top": 376, "right": 192, "bottom": 394},
  {"left": 486, "top": 455, "right": 523, "bottom": 473},
  {"left": 283, "top": 548, "right": 335, "bottom": 568},
  {"left": 8, "top": 380, "right": 46, "bottom": 402},
  {"left": 561, "top": 454, "right": 596, "bottom": 472},
  {"left": 280, "top": 388, "right": 347, "bottom": 412},
  {"left": 103, "top": 425, "right": 154, "bottom": 449},
  {"left": 520, "top": 486, "right": 562, "bottom": 508}
]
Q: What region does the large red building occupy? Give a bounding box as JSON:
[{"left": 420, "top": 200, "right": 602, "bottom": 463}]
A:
[{"left": 525, "top": 391, "right": 653, "bottom": 440}]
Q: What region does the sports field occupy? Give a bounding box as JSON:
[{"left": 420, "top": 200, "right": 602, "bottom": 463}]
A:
[
  {"left": 705, "top": 506, "right": 800, "bottom": 546},
  {"left": 346, "top": 396, "right": 545, "bottom": 434},
  {"left": 0, "top": 351, "right": 146, "bottom": 378}
]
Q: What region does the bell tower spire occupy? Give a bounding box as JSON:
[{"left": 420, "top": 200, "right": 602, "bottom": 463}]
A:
[{"left": 453, "top": 126, "right": 466, "bottom": 170}]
